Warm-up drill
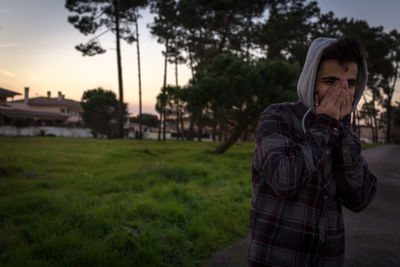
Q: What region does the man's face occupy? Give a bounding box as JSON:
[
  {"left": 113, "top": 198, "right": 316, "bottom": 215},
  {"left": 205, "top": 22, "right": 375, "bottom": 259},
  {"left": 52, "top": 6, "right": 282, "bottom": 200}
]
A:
[{"left": 314, "top": 59, "right": 358, "bottom": 105}]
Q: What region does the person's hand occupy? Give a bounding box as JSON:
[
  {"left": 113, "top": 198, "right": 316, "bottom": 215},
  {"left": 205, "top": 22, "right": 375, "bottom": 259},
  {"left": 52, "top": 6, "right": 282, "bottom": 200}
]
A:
[
  {"left": 315, "top": 80, "right": 346, "bottom": 120},
  {"left": 339, "top": 82, "right": 355, "bottom": 119}
]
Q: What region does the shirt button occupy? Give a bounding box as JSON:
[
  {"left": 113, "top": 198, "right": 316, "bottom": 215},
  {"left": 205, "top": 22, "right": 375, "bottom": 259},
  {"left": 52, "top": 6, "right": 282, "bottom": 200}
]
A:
[{"left": 333, "top": 127, "right": 339, "bottom": 136}]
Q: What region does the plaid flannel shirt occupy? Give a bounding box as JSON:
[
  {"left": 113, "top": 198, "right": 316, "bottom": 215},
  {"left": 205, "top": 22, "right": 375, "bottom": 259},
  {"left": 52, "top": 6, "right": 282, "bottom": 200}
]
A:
[{"left": 248, "top": 101, "right": 377, "bottom": 267}]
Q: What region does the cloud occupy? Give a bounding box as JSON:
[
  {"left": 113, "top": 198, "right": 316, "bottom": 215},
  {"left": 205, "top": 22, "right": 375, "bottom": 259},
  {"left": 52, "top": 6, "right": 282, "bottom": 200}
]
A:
[
  {"left": 0, "top": 43, "right": 19, "bottom": 48},
  {"left": 0, "top": 68, "right": 16, "bottom": 77}
]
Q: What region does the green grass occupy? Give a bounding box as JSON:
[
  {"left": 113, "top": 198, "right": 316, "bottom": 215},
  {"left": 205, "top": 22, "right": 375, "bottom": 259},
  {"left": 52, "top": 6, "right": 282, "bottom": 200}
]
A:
[
  {"left": 0, "top": 137, "right": 254, "bottom": 266},
  {"left": 361, "top": 141, "right": 380, "bottom": 150},
  {"left": 0, "top": 137, "right": 378, "bottom": 266}
]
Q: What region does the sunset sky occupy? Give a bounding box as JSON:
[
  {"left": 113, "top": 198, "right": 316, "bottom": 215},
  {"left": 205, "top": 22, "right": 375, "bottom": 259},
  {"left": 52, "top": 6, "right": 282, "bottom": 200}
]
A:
[{"left": 1, "top": 0, "right": 400, "bottom": 115}]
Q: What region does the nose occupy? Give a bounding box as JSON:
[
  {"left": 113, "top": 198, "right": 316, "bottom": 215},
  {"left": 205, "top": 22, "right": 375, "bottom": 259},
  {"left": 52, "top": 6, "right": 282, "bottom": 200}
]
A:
[{"left": 342, "top": 79, "right": 348, "bottom": 90}]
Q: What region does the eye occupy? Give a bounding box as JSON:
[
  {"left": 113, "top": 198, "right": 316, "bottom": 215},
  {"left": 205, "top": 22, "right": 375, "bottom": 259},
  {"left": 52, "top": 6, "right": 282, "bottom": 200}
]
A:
[
  {"left": 348, "top": 80, "right": 357, "bottom": 87},
  {"left": 324, "top": 80, "right": 335, "bottom": 85}
]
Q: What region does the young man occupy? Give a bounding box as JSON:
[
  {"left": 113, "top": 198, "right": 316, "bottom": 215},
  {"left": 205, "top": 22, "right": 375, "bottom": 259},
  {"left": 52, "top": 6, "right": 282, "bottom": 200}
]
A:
[{"left": 248, "top": 37, "right": 377, "bottom": 266}]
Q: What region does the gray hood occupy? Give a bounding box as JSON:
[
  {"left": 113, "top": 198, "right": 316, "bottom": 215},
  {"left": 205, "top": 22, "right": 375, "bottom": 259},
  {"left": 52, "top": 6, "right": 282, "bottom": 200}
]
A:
[{"left": 297, "top": 37, "right": 368, "bottom": 114}]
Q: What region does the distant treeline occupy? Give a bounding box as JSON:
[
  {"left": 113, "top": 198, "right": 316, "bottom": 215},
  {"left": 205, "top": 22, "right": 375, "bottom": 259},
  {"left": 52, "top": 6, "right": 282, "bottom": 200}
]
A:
[{"left": 67, "top": 0, "right": 400, "bottom": 152}]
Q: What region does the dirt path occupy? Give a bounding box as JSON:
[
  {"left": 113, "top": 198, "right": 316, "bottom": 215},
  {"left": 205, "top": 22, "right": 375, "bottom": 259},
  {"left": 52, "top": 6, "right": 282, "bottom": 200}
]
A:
[{"left": 208, "top": 144, "right": 400, "bottom": 267}]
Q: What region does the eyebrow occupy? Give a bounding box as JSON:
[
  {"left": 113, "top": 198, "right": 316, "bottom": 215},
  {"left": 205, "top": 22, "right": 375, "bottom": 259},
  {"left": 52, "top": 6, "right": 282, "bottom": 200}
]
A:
[
  {"left": 321, "top": 76, "right": 339, "bottom": 81},
  {"left": 321, "top": 76, "right": 357, "bottom": 83}
]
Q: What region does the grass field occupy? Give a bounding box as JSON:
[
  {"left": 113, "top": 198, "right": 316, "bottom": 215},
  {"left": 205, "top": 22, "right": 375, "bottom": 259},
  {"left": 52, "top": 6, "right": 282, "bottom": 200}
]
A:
[
  {"left": 0, "top": 137, "right": 377, "bottom": 266},
  {"left": 0, "top": 137, "right": 254, "bottom": 266}
]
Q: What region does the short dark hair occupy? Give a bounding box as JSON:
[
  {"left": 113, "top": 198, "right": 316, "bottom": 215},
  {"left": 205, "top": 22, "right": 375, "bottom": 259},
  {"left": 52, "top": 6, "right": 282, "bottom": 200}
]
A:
[{"left": 320, "top": 38, "right": 368, "bottom": 68}]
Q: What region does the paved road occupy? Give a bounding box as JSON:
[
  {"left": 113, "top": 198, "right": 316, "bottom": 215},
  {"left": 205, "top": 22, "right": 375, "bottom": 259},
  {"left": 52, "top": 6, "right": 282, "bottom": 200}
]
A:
[
  {"left": 208, "top": 144, "right": 400, "bottom": 267},
  {"left": 344, "top": 145, "right": 400, "bottom": 267}
]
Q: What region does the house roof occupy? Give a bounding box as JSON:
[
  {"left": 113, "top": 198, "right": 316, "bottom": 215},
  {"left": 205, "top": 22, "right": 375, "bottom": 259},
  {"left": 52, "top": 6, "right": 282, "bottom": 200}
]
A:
[
  {"left": 11, "top": 97, "right": 82, "bottom": 110},
  {"left": 0, "top": 88, "right": 21, "bottom": 98},
  {"left": 0, "top": 107, "right": 68, "bottom": 120}
]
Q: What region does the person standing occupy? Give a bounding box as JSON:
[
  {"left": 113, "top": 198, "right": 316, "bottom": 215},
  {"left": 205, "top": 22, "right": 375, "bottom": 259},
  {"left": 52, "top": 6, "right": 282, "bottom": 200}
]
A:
[{"left": 248, "top": 37, "right": 377, "bottom": 266}]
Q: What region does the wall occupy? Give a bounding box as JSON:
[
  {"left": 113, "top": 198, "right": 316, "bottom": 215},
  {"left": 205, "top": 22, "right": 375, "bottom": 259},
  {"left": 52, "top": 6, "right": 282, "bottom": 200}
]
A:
[
  {"left": 359, "top": 127, "right": 386, "bottom": 143},
  {"left": 0, "top": 126, "right": 92, "bottom": 138}
]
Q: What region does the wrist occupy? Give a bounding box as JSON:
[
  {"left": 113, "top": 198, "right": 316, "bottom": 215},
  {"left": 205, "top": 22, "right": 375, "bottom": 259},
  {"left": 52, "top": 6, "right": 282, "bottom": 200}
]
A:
[
  {"left": 313, "top": 113, "right": 341, "bottom": 131},
  {"left": 316, "top": 109, "right": 340, "bottom": 120},
  {"left": 340, "top": 114, "right": 351, "bottom": 126}
]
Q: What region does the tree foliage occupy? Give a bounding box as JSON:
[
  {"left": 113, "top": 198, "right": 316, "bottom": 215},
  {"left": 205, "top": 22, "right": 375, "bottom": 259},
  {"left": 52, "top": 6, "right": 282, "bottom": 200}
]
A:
[
  {"left": 66, "top": 0, "right": 400, "bottom": 148},
  {"left": 257, "top": 0, "right": 320, "bottom": 64},
  {"left": 66, "top": 0, "right": 148, "bottom": 52},
  {"left": 130, "top": 113, "right": 158, "bottom": 128},
  {"left": 81, "top": 88, "right": 127, "bottom": 138},
  {"left": 189, "top": 55, "right": 299, "bottom": 153},
  {"left": 66, "top": 0, "right": 148, "bottom": 138},
  {"left": 146, "top": 0, "right": 400, "bottom": 150},
  {"left": 394, "top": 102, "right": 400, "bottom": 127}
]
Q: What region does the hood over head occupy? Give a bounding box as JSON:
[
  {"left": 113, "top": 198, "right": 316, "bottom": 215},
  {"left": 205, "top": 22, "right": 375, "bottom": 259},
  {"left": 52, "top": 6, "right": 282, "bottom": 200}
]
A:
[{"left": 297, "top": 37, "right": 368, "bottom": 114}]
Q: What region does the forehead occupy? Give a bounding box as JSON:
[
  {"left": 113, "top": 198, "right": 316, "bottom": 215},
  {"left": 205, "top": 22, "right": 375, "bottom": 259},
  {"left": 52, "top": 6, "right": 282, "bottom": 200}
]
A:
[{"left": 317, "top": 59, "right": 358, "bottom": 78}]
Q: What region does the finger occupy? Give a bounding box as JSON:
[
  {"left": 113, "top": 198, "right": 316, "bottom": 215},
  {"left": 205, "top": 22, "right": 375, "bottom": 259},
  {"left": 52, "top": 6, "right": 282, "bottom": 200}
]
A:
[
  {"left": 314, "top": 94, "right": 319, "bottom": 107},
  {"left": 332, "top": 80, "right": 345, "bottom": 96},
  {"left": 324, "top": 80, "right": 341, "bottom": 99},
  {"left": 320, "top": 80, "right": 341, "bottom": 105},
  {"left": 330, "top": 84, "right": 345, "bottom": 107},
  {"left": 334, "top": 88, "right": 346, "bottom": 107},
  {"left": 336, "top": 80, "right": 347, "bottom": 97}
]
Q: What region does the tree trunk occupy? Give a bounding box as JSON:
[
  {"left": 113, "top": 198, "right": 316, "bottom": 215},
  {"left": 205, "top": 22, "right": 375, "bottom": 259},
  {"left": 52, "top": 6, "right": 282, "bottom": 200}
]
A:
[
  {"left": 356, "top": 109, "right": 361, "bottom": 138},
  {"left": 135, "top": 17, "right": 143, "bottom": 140},
  {"left": 176, "top": 106, "right": 180, "bottom": 140},
  {"left": 368, "top": 116, "right": 374, "bottom": 142},
  {"left": 174, "top": 57, "right": 180, "bottom": 140},
  {"left": 242, "top": 127, "right": 249, "bottom": 142},
  {"left": 188, "top": 115, "right": 194, "bottom": 141},
  {"left": 386, "top": 99, "right": 392, "bottom": 143},
  {"left": 189, "top": 50, "right": 195, "bottom": 78},
  {"left": 352, "top": 110, "right": 357, "bottom": 132},
  {"left": 175, "top": 57, "right": 179, "bottom": 87},
  {"left": 353, "top": 109, "right": 360, "bottom": 138},
  {"left": 158, "top": 113, "right": 162, "bottom": 141},
  {"left": 162, "top": 40, "right": 168, "bottom": 141},
  {"left": 386, "top": 60, "right": 398, "bottom": 143},
  {"left": 197, "top": 121, "right": 202, "bottom": 142},
  {"left": 212, "top": 121, "right": 216, "bottom": 142},
  {"left": 211, "top": 108, "right": 216, "bottom": 142},
  {"left": 372, "top": 92, "right": 379, "bottom": 143},
  {"left": 163, "top": 43, "right": 168, "bottom": 85},
  {"left": 180, "top": 109, "right": 184, "bottom": 141},
  {"left": 363, "top": 94, "right": 377, "bottom": 143},
  {"left": 114, "top": 0, "right": 124, "bottom": 138},
  {"left": 224, "top": 124, "right": 228, "bottom": 142},
  {"left": 213, "top": 127, "right": 242, "bottom": 154},
  {"left": 163, "top": 109, "right": 167, "bottom": 140},
  {"left": 218, "top": 119, "right": 223, "bottom": 142},
  {"left": 369, "top": 114, "right": 377, "bottom": 143},
  {"left": 373, "top": 115, "right": 379, "bottom": 142}
]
